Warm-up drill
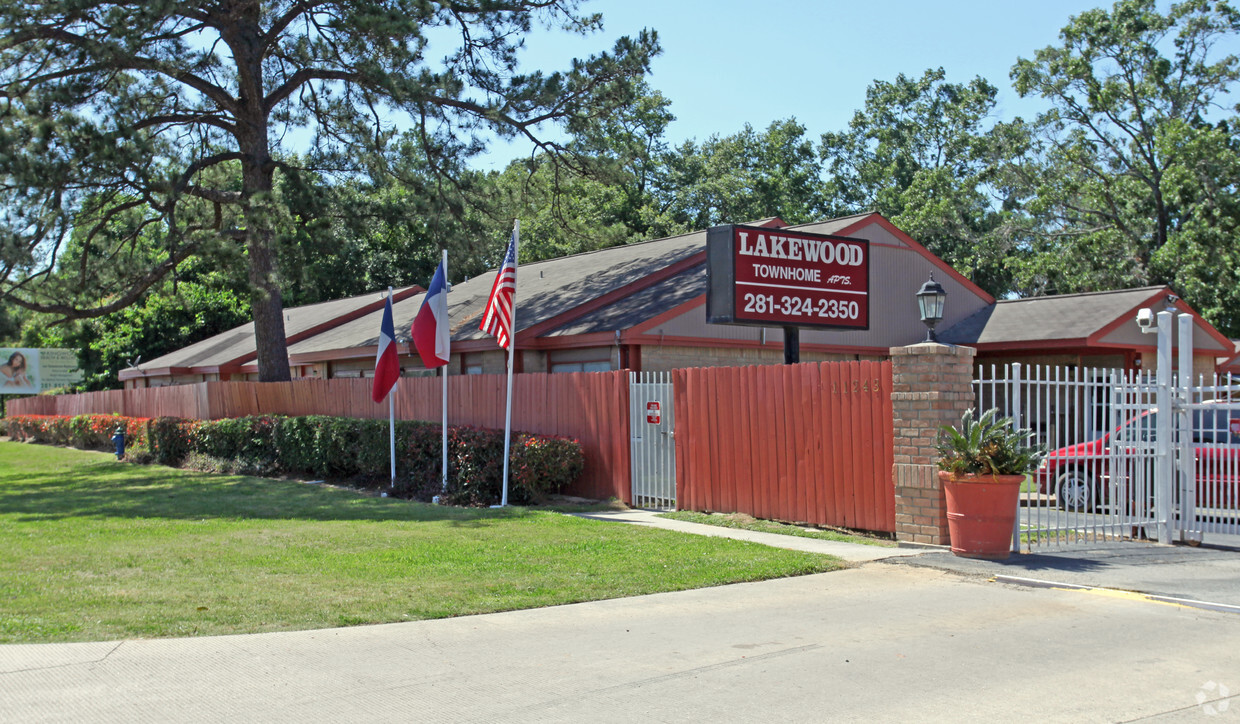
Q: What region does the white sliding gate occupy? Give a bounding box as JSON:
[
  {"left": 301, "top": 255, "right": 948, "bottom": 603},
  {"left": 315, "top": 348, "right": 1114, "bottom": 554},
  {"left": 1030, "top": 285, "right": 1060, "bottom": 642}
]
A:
[
  {"left": 975, "top": 364, "right": 1161, "bottom": 551},
  {"left": 976, "top": 310, "right": 1240, "bottom": 552},
  {"left": 629, "top": 371, "right": 676, "bottom": 509}
]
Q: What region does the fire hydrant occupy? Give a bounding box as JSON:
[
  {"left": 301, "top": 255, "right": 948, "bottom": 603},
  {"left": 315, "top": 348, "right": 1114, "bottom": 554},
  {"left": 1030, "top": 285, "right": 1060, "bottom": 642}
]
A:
[{"left": 111, "top": 427, "right": 126, "bottom": 461}]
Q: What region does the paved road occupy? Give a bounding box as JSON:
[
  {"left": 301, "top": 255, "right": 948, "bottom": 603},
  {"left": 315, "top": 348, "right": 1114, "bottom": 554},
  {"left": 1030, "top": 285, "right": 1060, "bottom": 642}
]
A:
[{"left": 3, "top": 560, "right": 1239, "bottom": 723}]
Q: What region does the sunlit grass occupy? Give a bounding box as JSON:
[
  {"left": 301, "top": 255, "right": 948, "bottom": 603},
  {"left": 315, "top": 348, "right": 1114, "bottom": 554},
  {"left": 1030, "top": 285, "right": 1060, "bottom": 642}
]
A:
[
  {"left": 659, "top": 510, "right": 895, "bottom": 546},
  {"left": 0, "top": 442, "right": 842, "bottom": 643}
]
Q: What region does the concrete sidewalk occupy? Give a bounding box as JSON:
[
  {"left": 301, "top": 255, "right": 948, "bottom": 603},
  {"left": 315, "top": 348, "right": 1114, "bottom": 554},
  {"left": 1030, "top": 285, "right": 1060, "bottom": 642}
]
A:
[
  {"left": 4, "top": 564, "right": 1238, "bottom": 722},
  {"left": 570, "top": 508, "right": 924, "bottom": 562}
]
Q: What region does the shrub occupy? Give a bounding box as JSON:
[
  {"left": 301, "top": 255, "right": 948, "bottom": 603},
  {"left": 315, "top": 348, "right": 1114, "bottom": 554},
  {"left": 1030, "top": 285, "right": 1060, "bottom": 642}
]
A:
[
  {"left": 148, "top": 417, "right": 199, "bottom": 466},
  {"left": 6, "top": 414, "right": 150, "bottom": 453},
  {"left": 5, "top": 415, "right": 63, "bottom": 444},
  {"left": 273, "top": 415, "right": 320, "bottom": 474},
  {"left": 6, "top": 412, "right": 586, "bottom": 504},
  {"left": 191, "top": 416, "right": 281, "bottom": 476},
  {"left": 438, "top": 427, "right": 584, "bottom": 506},
  {"left": 511, "top": 433, "right": 585, "bottom": 503}
]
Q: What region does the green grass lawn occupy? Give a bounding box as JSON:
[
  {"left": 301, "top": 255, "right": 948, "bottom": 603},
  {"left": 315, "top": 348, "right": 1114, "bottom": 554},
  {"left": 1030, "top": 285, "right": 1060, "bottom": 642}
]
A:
[
  {"left": 658, "top": 511, "right": 896, "bottom": 546},
  {"left": 0, "top": 442, "right": 842, "bottom": 643}
]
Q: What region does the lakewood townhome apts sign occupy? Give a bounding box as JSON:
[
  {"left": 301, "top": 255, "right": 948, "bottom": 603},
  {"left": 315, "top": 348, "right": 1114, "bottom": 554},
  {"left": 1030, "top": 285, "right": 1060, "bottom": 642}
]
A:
[{"left": 706, "top": 224, "right": 870, "bottom": 331}]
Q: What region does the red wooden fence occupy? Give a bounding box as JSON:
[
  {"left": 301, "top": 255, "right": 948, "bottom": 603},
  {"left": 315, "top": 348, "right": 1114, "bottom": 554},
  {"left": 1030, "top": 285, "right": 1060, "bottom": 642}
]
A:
[
  {"left": 10, "top": 363, "right": 899, "bottom": 527},
  {"left": 6, "top": 373, "right": 630, "bottom": 500},
  {"left": 672, "top": 361, "right": 895, "bottom": 533}
]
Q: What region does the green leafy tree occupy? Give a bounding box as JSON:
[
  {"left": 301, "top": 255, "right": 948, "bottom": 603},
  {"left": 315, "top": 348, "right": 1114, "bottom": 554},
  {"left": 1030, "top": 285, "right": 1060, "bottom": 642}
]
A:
[
  {"left": 276, "top": 139, "right": 489, "bottom": 305},
  {"left": 1010, "top": 0, "right": 1240, "bottom": 333},
  {"left": 0, "top": 1, "right": 659, "bottom": 380},
  {"left": 820, "top": 68, "right": 1030, "bottom": 294},
  {"left": 481, "top": 158, "right": 639, "bottom": 263},
  {"left": 564, "top": 83, "right": 685, "bottom": 240},
  {"left": 668, "top": 119, "right": 827, "bottom": 229},
  {"left": 469, "top": 83, "right": 688, "bottom": 264}
]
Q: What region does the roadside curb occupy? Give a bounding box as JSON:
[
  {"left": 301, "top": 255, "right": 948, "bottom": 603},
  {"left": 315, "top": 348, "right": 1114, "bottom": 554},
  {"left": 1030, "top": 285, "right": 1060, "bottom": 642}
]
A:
[{"left": 993, "top": 574, "right": 1240, "bottom": 615}]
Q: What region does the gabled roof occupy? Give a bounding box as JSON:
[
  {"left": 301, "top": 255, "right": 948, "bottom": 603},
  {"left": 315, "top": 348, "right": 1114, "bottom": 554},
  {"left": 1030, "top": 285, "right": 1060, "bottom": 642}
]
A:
[
  {"left": 1215, "top": 340, "right": 1240, "bottom": 374},
  {"left": 122, "top": 213, "right": 1234, "bottom": 380},
  {"left": 786, "top": 212, "right": 994, "bottom": 306},
  {"left": 939, "top": 286, "right": 1233, "bottom": 354},
  {"left": 117, "top": 213, "right": 1008, "bottom": 379},
  {"left": 940, "top": 287, "right": 1165, "bottom": 344},
  {"left": 119, "top": 285, "right": 423, "bottom": 379}
]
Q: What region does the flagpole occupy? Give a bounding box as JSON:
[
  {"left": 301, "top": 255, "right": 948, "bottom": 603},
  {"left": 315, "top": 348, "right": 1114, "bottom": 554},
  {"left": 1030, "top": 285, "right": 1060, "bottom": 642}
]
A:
[
  {"left": 389, "top": 393, "right": 396, "bottom": 488},
  {"left": 388, "top": 285, "right": 397, "bottom": 491},
  {"left": 441, "top": 249, "right": 449, "bottom": 493},
  {"left": 499, "top": 221, "right": 519, "bottom": 507}
]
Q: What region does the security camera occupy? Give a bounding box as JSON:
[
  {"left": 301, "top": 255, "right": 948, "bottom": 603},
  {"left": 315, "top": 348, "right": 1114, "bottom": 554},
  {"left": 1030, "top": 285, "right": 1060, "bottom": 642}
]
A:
[{"left": 1136, "top": 307, "right": 1155, "bottom": 332}]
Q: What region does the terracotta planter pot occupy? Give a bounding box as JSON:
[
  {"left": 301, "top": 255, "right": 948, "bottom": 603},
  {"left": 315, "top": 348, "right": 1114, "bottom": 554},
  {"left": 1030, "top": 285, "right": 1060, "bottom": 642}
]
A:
[{"left": 939, "top": 470, "right": 1025, "bottom": 560}]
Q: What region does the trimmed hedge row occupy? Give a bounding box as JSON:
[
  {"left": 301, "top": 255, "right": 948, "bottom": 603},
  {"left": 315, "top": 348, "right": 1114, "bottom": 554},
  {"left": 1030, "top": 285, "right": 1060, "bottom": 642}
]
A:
[
  {"left": 5, "top": 414, "right": 584, "bottom": 506},
  {"left": 5, "top": 414, "right": 151, "bottom": 451}
]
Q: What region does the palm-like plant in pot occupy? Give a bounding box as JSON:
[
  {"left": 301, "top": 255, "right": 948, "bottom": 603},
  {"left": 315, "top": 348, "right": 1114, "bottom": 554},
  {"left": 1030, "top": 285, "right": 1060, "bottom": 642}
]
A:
[{"left": 936, "top": 409, "right": 1046, "bottom": 559}]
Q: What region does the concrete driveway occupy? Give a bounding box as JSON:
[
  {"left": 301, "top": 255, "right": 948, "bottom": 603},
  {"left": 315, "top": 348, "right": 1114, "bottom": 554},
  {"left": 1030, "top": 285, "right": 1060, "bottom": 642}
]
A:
[
  {"left": 3, "top": 556, "right": 1239, "bottom": 723},
  {"left": 891, "top": 541, "right": 1240, "bottom": 611}
]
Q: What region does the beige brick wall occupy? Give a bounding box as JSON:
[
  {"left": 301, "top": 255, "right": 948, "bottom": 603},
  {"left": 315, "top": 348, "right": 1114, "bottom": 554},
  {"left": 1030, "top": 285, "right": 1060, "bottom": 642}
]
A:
[
  {"left": 467, "top": 350, "right": 509, "bottom": 375},
  {"left": 521, "top": 350, "right": 549, "bottom": 373},
  {"left": 641, "top": 344, "right": 875, "bottom": 372}
]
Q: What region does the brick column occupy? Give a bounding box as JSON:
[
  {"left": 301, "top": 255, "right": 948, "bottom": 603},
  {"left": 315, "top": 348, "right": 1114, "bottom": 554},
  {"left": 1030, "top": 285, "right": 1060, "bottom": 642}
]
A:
[{"left": 890, "top": 343, "right": 975, "bottom": 545}]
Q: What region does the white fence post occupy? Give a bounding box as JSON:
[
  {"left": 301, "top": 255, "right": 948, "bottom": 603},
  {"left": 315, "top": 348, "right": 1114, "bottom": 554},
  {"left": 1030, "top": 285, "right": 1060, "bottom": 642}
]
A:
[
  {"left": 1154, "top": 310, "right": 1174, "bottom": 544},
  {"left": 1176, "top": 313, "right": 1195, "bottom": 542},
  {"left": 1011, "top": 362, "right": 1023, "bottom": 552}
]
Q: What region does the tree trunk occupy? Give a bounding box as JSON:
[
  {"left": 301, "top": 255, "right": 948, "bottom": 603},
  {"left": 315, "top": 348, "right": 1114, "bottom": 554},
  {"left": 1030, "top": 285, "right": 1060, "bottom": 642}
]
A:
[
  {"left": 233, "top": 9, "right": 291, "bottom": 383},
  {"left": 239, "top": 151, "right": 291, "bottom": 383}
]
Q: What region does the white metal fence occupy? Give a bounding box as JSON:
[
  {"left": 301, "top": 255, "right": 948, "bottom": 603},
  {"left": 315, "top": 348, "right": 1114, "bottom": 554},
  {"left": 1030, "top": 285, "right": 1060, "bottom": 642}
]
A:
[
  {"left": 975, "top": 364, "right": 1161, "bottom": 551},
  {"left": 976, "top": 356, "right": 1240, "bottom": 552},
  {"left": 629, "top": 371, "right": 676, "bottom": 509},
  {"left": 1179, "top": 379, "right": 1240, "bottom": 538}
]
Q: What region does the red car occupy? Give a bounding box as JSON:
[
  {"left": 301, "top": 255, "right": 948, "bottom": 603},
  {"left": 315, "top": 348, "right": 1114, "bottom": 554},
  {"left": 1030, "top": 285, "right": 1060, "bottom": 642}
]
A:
[{"left": 1037, "top": 407, "right": 1240, "bottom": 512}]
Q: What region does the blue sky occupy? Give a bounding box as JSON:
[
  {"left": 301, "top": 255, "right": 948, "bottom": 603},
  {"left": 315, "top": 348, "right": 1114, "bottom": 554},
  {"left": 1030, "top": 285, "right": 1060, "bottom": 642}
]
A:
[{"left": 471, "top": 0, "right": 1148, "bottom": 168}]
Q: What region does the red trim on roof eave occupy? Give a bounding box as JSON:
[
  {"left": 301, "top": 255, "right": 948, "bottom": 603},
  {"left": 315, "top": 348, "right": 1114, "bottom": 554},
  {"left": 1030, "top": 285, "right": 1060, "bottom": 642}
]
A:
[
  {"left": 236, "top": 285, "right": 424, "bottom": 366},
  {"left": 833, "top": 214, "right": 996, "bottom": 305},
  {"left": 287, "top": 346, "right": 381, "bottom": 364},
  {"left": 1218, "top": 348, "right": 1240, "bottom": 373},
  {"left": 630, "top": 293, "right": 707, "bottom": 336},
  {"left": 118, "top": 366, "right": 194, "bottom": 380},
  {"left": 450, "top": 339, "right": 515, "bottom": 355},
  {"left": 514, "top": 251, "right": 707, "bottom": 344},
  {"left": 972, "top": 339, "right": 1215, "bottom": 357},
  {"left": 206, "top": 285, "right": 426, "bottom": 369},
  {"left": 969, "top": 339, "right": 1092, "bottom": 353},
  {"left": 1088, "top": 288, "right": 1233, "bottom": 352},
  {"left": 290, "top": 285, "right": 423, "bottom": 348},
  {"left": 524, "top": 333, "right": 620, "bottom": 350}
]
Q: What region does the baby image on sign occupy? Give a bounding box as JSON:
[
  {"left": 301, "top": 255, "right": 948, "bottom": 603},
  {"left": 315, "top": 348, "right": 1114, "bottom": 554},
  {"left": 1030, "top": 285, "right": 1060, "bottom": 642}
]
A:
[{"left": 0, "top": 348, "right": 39, "bottom": 395}]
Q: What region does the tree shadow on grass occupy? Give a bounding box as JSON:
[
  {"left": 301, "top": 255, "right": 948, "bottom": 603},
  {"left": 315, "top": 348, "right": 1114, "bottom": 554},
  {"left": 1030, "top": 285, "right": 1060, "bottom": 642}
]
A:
[{"left": 0, "top": 454, "right": 534, "bottom": 526}]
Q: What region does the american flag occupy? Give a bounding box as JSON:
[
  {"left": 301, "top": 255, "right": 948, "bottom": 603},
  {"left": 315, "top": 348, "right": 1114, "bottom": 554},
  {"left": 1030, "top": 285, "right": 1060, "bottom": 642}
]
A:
[{"left": 480, "top": 225, "right": 519, "bottom": 349}]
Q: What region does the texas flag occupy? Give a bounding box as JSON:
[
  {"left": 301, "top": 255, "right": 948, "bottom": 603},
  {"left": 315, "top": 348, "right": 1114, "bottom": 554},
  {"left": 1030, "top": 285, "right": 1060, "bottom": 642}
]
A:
[
  {"left": 371, "top": 292, "right": 400, "bottom": 403},
  {"left": 412, "top": 260, "right": 450, "bottom": 368}
]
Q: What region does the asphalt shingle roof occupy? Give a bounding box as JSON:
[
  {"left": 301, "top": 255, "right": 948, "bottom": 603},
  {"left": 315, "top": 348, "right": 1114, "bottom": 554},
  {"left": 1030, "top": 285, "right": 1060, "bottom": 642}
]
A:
[
  {"left": 938, "top": 287, "right": 1165, "bottom": 344},
  {"left": 137, "top": 287, "right": 416, "bottom": 369},
  {"left": 285, "top": 230, "right": 709, "bottom": 357}
]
